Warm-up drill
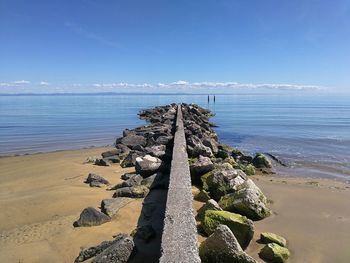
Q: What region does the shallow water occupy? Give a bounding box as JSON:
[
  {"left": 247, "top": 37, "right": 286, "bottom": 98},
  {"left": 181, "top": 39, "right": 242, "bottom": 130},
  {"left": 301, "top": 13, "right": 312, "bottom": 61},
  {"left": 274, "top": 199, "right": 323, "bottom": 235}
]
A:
[{"left": 0, "top": 93, "right": 349, "bottom": 181}]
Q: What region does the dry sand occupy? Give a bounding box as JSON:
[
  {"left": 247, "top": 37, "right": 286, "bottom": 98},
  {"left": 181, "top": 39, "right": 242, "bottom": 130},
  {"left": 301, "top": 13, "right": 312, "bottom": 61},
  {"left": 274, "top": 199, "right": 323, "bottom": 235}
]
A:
[
  {"left": 0, "top": 147, "right": 142, "bottom": 263},
  {"left": 1, "top": 147, "right": 350, "bottom": 262}
]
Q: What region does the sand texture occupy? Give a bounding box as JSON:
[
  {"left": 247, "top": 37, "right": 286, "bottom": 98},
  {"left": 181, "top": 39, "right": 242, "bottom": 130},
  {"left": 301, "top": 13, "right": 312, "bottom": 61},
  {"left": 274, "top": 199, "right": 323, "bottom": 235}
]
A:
[{"left": 1, "top": 147, "right": 350, "bottom": 262}]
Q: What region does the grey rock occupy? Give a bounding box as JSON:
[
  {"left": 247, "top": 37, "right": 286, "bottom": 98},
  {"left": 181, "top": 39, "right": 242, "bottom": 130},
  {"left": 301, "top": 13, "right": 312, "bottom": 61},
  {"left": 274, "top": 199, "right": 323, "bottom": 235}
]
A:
[
  {"left": 190, "top": 155, "right": 215, "bottom": 180},
  {"left": 113, "top": 185, "right": 150, "bottom": 198},
  {"left": 94, "top": 158, "right": 111, "bottom": 166},
  {"left": 75, "top": 239, "right": 118, "bottom": 263},
  {"left": 101, "top": 198, "right": 134, "bottom": 217},
  {"left": 202, "top": 137, "right": 219, "bottom": 154},
  {"left": 74, "top": 207, "right": 110, "bottom": 227},
  {"left": 135, "top": 154, "right": 162, "bottom": 177},
  {"left": 85, "top": 173, "right": 109, "bottom": 186},
  {"left": 92, "top": 234, "right": 134, "bottom": 263},
  {"left": 145, "top": 145, "right": 166, "bottom": 158},
  {"left": 118, "top": 134, "right": 147, "bottom": 148},
  {"left": 219, "top": 179, "right": 272, "bottom": 220},
  {"left": 120, "top": 151, "right": 146, "bottom": 168},
  {"left": 199, "top": 224, "right": 257, "bottom": 263},
  {"left": 109, "top": 174, "right": 143, "bottom": 190}
]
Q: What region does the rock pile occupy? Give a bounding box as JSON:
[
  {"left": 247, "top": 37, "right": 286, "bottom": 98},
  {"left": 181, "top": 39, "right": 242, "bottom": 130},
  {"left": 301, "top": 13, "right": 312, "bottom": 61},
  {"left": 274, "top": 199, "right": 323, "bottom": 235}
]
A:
[{"left": 75, "top": 103, "right": 287, "bottom": 263}]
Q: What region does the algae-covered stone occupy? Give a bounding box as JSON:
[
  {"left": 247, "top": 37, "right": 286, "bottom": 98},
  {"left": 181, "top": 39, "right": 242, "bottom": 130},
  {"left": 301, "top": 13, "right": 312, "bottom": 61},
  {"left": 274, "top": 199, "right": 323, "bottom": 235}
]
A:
[
  {"left": 202, "top": 210, "right": 254, "bottom": 249},
  {"left": 194, "top": 190, "right": 211, "bottom": 202},
  {"left": 260, "top": 232, "right": 287, "bottom": 247},
  {"left": 219, "top": 179, "right": 271, "bottom": 220},
  {"left": 239, "top": 164, "right": 256, "bottom": 176},
  {"left": 199, "top": 224, "right": 257, "bottom": 263},
  {"left": 259, "top": 243, "right": 290, "bottom": 263},
  {"left": 205, "top": 169, "right": 247, "bottom": 201},
  {"left": 252, "top": 153, "right": 272, "bottom": 168},
  {"left": 196, "top": 199, "right": 222, "bottom": 221}
]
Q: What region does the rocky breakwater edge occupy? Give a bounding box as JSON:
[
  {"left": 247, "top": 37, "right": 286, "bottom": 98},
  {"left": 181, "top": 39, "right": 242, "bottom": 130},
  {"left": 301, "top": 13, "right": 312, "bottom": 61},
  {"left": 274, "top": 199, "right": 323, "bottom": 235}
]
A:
[{"left": 73, "top": 103, "right": 291, "bottom": 263}]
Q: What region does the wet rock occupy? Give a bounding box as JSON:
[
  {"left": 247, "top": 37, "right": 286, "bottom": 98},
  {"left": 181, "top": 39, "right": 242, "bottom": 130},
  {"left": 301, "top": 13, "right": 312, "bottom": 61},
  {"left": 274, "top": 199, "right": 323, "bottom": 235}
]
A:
[
  {"left": 219, "top": 179, "right": 271, "bottom": 220},
  {"left": 259, "top": 243, "right": 290, "bottom": 263},
  {"left": 135, "top": 154, "right": 162, "bottom": 177},
  {"left": 113, "top": 185, "right": 149, "bottom": 198},
  {"left": 92, "top": 234, "right": 134, "bottom": 263},
  {"left": 252, "top": 153, "right": 272, "bottom": 168},
  {"left": 85, "top": 173, "right": 109, "bottom": 187},
  {"left": 199, "top": 224, "right": 257, "bottom": 263},
  {"left": 74, "top": 207, "right": 110, "bottom": 227},
  {"left": 201, "top": 210, "right": 254, "bottom": 249},
  {"left": 101, "top": 198, "right": 134, "bottom": 217},
  {"left": 260, "top": 232, "right": 287, "bottom": 247}
]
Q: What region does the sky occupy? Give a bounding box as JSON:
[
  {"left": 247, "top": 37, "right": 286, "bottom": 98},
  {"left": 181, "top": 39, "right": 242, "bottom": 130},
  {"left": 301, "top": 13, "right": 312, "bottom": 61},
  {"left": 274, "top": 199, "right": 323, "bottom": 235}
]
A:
[{"left": 0, "top": 0, "right": 349, "bottom": 94}]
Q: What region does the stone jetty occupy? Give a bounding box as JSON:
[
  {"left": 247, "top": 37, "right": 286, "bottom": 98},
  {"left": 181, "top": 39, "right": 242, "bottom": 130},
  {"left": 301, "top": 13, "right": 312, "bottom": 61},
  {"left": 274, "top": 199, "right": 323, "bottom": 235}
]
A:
[{"left": 74, "top": 103, "right": 290, "bottom": 263}]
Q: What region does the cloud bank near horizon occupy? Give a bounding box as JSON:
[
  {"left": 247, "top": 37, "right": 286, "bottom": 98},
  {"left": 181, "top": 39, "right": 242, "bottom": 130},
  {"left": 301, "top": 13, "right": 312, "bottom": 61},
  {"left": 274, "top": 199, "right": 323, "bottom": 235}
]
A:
[{"left": 0, "top": 80, "right": 326, "bottom": 94}]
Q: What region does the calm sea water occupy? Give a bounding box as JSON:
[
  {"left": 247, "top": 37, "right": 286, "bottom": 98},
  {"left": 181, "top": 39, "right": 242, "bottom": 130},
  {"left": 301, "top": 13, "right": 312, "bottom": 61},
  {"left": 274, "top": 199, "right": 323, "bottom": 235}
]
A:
[{"left": 1, "top": 93, "right": 349, "bottom": 182}]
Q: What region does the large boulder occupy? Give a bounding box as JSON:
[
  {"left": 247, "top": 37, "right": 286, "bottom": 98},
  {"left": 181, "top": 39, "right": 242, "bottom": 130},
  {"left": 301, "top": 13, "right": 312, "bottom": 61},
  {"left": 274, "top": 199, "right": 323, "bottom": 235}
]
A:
[
  {"left": 187, "top": 135, "right": 213, "bottom": 158},
  {"left": 145, "top": 145, "right": 166, "bottom": 158},
  {"left": 135, "top": 155, "right": 162, "bottom": 177},
  {"left": 199, "top": 224, "right": 257, "bottom": 263},
  {"left": 260, "top": 232, "right": 287, "bottom": 247},
  {"left": 85, "top": 173, "right": 109, "bottom": 187},
  {"left": 201, "top": 210, "right": 254, "bottom": 249},
  {"left": 113, "top": 185, "right": 149, "bottom": 198},
  {"left": 101, "top": 198, "right": 134, "bottom": 217},
  {"left": 120, "top": 151, "right": 146, "bottom": 168},
  {"left": 203, "top": 168, "right": 247, "bottom": 201},
  {"left": 202, "top": 137, "right": 219, "bottom": 154},
  {"left": 75, "top": 234, "right": 132, "bottom": 262},
  {"left": 219, "top": 179, "right": 271, "bottom": 220},
  {"left": 74, "top": 207, "right": 110, "bottom": 227},
  {"left": 118, "top": 134, "right": 147, "bottom": 148},
  {"left": 259, "top": 243, "right": 290, "bottom": 263},
  {"left": 190, "top": 155, "right": 215, "bottom": 183},
  {"left": 108, "top": 174, "right": 143, "bottom": 190},
  {"left": 252, "top": 153, "right": 272, "bottom": 168},
  {"left": 196, "top": 199, "right": 222, "bottom": 221},
  {"left": 92, "top": 234, "right": 134, "bottom": 263}
]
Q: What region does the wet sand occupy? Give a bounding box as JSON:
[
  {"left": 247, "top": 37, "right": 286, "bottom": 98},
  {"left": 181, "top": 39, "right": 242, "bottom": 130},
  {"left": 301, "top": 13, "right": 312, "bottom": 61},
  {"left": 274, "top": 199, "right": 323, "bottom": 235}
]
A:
[{"left": 1, "top": 147, "right": 350, "bottom": 262}]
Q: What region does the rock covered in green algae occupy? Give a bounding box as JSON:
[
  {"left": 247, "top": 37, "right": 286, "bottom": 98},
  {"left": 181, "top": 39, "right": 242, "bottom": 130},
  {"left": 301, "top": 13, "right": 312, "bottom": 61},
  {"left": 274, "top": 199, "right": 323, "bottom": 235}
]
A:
[
  {"left": 199, "top": 224, "right": 257, "bottom": 263},
  {"left": 252, "top": 153, "right": 272, "bottom": 168},
  {"left": 194, "top": 189, "right": 211, "bottom": 202},
  {"left": 196, "top": 199, "right": 223, "bottom": 221},
  {"left": 203, "top": 168, "right": 248, "bottom": 201},
  {"left": 260, "top": 232, "right": 287, "bottom": 247},
  {"left": 218, "top": 179, "right": 271, "bottom": 220},
  {"left": 201, "top": 210, "right": 254, "bottom": 249},
  {"left": 259, "top": 243, "right": 290, "bottom": 263},
  {"left": 239, "top": 164, "right": 256, "bottom": 176}
]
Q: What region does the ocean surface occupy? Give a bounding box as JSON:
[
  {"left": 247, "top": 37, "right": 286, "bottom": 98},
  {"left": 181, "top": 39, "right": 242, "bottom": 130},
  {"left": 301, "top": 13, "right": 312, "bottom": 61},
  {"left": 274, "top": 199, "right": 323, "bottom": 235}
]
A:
[{"left": 1, "top": 93, "right": 349, "bottom": 182}]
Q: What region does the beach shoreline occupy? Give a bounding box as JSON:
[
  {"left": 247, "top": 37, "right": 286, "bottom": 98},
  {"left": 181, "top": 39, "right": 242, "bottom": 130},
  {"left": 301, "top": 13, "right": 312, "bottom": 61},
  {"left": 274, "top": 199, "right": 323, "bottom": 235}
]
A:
[{"left": 1, "top": 146, "right": 350, "bottom": 262}]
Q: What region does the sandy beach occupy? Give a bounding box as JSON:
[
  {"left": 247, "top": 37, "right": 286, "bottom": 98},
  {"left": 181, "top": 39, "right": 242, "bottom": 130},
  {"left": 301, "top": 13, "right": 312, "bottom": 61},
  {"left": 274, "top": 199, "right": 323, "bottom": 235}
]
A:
[{"left": 1, "top": 147, "right": 350, "bottom": 262}]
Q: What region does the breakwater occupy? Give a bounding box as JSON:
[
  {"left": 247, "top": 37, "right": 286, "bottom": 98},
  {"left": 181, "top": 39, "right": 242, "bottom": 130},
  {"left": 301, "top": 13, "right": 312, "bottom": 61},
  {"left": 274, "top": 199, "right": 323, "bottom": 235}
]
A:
[{"left": 73, "top": 103, "right": 290, "bottom": 263}]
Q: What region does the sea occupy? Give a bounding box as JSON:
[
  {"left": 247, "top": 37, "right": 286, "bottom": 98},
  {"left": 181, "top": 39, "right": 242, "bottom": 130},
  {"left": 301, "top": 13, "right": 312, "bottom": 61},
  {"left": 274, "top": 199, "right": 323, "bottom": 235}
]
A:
[{"left": 1, "top": 93, "right": 349, "bottom": 182}]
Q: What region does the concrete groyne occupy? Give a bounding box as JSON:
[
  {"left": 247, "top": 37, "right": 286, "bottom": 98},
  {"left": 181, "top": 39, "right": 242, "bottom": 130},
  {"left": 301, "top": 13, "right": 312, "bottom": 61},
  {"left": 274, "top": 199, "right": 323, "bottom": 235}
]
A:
[{"left": 160, "top": 105, "right": 201, "bottom": 263}]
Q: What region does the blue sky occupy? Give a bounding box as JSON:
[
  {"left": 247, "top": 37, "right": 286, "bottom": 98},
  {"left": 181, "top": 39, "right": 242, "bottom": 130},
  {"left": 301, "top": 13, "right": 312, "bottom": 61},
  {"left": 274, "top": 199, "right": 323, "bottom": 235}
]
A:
[{"left": 0, "top": 0, "right": 349, "bottom": 93}]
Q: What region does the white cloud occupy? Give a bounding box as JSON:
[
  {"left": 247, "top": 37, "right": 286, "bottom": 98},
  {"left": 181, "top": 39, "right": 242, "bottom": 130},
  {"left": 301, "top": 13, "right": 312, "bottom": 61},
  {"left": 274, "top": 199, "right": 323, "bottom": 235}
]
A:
[
  {"left": 13, "top": 80, "right": 31, "bottom": 85},
  {"left": 0, "top": 79, "right": 325, "bottom": 94}
]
